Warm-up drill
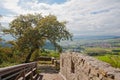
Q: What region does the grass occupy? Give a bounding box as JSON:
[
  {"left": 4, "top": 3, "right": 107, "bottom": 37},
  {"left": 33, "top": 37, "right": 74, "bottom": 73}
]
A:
[
  {"left": 85, "top": 47, "right": 120, "bottom": 68},
  {"left": 95, "top": 55, "right": 120, "bottom": 68}
]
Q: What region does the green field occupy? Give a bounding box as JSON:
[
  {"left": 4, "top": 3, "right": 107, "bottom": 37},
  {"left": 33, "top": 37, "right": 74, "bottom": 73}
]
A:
[
  {"left": 95, "top": 55, "right": 120, "bottom": 68},
  {"left": 84, "top": 47, "right": 120, "bottom": 68}
]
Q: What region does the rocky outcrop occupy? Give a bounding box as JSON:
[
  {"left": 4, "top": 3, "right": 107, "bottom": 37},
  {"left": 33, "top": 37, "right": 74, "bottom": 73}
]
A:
[{"left": 60, "top": 52, "right": 120, "bottom": 80}]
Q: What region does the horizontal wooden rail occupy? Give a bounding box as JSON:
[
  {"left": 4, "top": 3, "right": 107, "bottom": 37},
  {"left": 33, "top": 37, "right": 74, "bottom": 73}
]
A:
[{"left": 0, "top": 62, "right": 38, "bottom": 80}]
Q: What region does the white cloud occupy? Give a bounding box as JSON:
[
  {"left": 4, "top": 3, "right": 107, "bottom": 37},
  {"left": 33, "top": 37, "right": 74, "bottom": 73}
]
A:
[
  {"left": 0, "top": 0, "right": 120, "bottom": 36},
  {"left": 1, "top": 0, "right": 23, "bottom": 13}
]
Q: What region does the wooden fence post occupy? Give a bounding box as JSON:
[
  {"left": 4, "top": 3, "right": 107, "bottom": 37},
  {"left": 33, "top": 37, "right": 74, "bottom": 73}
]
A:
[
  {"left": 30, "top": 67, "right": 33, "bottom": 80},
  {"left": 22, "top": 68, "right": 25, "bottom": 80}
]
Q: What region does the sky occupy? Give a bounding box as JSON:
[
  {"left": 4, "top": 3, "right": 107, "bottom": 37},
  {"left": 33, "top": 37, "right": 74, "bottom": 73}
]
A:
[{"left": 0, "top": 0, "right": 120, "bottom": 36}]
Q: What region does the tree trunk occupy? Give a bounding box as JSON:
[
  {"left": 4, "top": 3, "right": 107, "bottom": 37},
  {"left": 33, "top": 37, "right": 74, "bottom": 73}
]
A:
[
  {"left": 25, "top": 49, "right": 35, "bottom": 63},
  {"left": 25, "top": 44, "right": 40, "bottom": 63}
]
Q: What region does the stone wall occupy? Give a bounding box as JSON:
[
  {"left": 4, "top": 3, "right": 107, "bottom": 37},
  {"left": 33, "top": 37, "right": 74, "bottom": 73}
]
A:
[{"left": 60, "top": 52, "right": 120, "bottom": 80}]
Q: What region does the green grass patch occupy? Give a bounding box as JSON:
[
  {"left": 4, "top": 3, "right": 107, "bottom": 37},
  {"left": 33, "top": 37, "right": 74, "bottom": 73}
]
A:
[{"left": 95, "top": 55, "right": 120, "bottom": 68}]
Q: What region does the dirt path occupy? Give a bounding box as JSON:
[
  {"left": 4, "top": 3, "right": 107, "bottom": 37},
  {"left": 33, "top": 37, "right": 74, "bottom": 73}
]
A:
[{"left": 37, "top": 65, "right": 64, "bottom": 80}]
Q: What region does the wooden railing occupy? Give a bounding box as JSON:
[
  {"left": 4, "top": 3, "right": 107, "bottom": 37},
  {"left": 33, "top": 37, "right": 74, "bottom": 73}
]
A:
[{"left": 0, "top": 62, "right": 38, "bottom": 80}]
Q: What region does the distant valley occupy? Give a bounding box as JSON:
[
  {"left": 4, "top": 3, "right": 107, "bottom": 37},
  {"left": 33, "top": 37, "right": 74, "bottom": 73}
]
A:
[{"left": 1, "top": 35, "right": 120, "bottom": 50}]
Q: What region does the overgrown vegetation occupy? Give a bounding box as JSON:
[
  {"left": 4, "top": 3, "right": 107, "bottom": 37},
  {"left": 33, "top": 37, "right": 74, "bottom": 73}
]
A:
[
  {"left": 0, "top": 47, "right": 59, "bottom": 68},
  {"left": 0, "top": 47, "right": 23, "bottom": 67}
]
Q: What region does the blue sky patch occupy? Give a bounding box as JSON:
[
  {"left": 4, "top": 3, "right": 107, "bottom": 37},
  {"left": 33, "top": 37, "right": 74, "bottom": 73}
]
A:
[{"left": 0, "top": 7, "right": 15, "bottom": 16}]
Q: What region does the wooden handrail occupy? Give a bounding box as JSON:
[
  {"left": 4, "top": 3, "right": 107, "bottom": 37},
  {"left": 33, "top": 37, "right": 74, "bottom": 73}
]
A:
[{"left": 0, "top": 62, "right": 38, "bottom": 80}]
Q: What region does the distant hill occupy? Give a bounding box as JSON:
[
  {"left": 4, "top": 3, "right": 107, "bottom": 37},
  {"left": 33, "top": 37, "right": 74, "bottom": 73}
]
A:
[
  {"left": 73, "top": 35, "right": 120, "bottom": 40},
  {"left": 59, "top": 35, "right": 120, "bottom": 49},
  {"left": 0, "top": 40, "right": 55, "bottom": 50},
  {"left": 43, "top": 41, "right": 55, "bottom": 50},
  {"left": 0, "top": 42, "right": 12, "bottom": 47},
  {"left": 1, "top": 34, "right": 120, "bottom": 41}
]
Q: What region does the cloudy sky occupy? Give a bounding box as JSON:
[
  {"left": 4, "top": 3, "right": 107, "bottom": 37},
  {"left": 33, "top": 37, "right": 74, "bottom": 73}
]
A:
[{"left": 0, "top": 0, "right": 120, "bottom": 36}]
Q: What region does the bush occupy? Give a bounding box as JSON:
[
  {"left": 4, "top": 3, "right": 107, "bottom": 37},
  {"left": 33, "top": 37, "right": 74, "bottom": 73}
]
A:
[
  {"left": 40, "top": 50, "right": 60, "bottom": 58},
  {"left": 0, "top": 47, "right": 24, "bottom": 67},
  {"left": 0, "top": 52, "right": 8, "bottom": 64}
]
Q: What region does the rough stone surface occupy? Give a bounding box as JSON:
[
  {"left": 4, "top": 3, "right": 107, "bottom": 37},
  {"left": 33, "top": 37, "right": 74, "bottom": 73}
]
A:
[{"left": 60, "top": 52, "right": 120, "bottom": 80}]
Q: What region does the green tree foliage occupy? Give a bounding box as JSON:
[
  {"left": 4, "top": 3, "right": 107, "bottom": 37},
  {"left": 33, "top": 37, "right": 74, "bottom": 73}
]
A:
[
  {"left": 0, "top": 47, "right": 13, "bottom": 64},
  {"left": 4, "top": 14, "right": 72, "bottom": 62}
]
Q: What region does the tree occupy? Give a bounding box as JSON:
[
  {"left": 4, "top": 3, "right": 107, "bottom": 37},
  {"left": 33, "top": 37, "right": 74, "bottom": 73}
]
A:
[{"left": 4, "top": 14, "right": 72, "bottom": 63}]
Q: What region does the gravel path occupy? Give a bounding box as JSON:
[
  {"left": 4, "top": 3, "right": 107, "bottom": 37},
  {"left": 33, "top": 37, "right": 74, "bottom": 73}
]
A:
[{"left": 37, "top": 65, "right": 64, "bottom": 80}]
